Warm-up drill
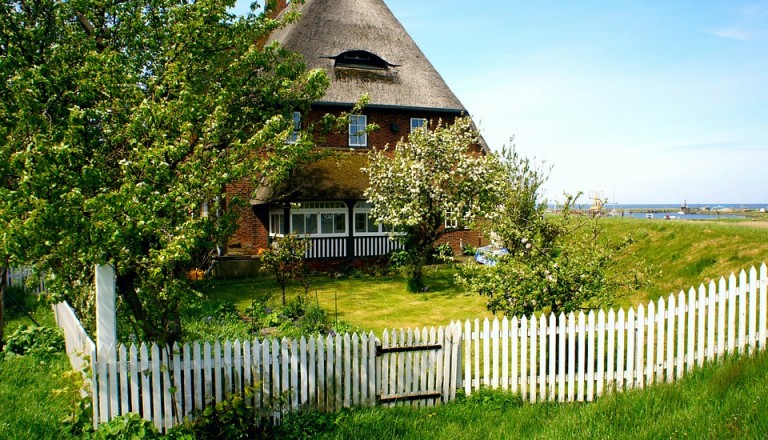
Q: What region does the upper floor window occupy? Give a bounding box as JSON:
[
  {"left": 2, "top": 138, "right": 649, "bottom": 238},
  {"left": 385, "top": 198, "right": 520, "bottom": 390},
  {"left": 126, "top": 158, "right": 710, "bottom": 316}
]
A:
[
  {"left": 288, "top": 202, "right": 347, "bottom": 237},
  {"left": 410, "top": 118, "right": 427, "bottom": 133},
  {"left": 287, "top": 112, "right": 301, "bottom": 144},
  {"left": 349, "top": 115, "right": 367, "bottom": 147}
]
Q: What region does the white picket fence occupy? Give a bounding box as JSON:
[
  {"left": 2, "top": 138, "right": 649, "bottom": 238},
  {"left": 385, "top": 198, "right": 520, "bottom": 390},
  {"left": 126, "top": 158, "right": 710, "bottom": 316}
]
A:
[
  {"left": 52, "top": 302, "right": 97, "bottom": 386},
  {"left": 50, "top": 263, "right": 768, "bottom": 433},
  {"left": 4, "top": 266, "right": 46, "bottom": 294},
  {"left": 461, "top": 264, "right": 768, "bottom": 402},
  {"left": 90, "top": 325, "right": 463, "bottom": 432}
]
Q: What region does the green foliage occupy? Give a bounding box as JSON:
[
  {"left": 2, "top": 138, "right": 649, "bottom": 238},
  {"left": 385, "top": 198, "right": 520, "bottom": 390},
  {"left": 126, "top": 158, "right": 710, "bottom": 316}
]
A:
[
  {"left": 180, "top": 388, "right": 264, "bottom": 440},
  {"left": 454, "top": 388, "right": 523, "bottom": 410},
  {"left": 430, "top": 243, "right": 454, "bottom": 263},
  {"left": 180, "top": 294, "right": 254, "bottom": 342},
  {"left": 457, "top": 147, "right": 652, "bottom": 316},
  {"left": 244, "top": 295, "right": 359, "bottom": 338},
  {"left": 461, "top": 244, "right": 478, "bottom": 256},
  {"left": 261, "top": 234, "right": 311, "bottom": 306},
  {"left": 2, "top": 324, "right": 65, "bottom": 358},
  {"left": 91, "top": 413, "right": 162, "bottom": 440},
  {"left": 364, "top": 117, "right": 507, "bottom": 290},
  {"left": 0, "top": 0, "right": 329, "bottom": 346}
]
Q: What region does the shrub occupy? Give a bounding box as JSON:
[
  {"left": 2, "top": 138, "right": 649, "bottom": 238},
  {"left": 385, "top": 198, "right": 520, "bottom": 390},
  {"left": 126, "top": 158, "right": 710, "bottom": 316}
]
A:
[
  {"left": 2, "top": 325, "right": 65, "bottom": 358},
  {"left": 91, "top": 413, "right": 163, "bottom": 440}
]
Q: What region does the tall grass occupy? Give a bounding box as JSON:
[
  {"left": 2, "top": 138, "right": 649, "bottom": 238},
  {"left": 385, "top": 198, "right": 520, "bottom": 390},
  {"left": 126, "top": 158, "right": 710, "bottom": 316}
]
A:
[
  {"left": 0, "top": 291, "right": 81, "bottom": 440},
  {"left": 322, "top": 350, "right": 768, "bottom": 439}
]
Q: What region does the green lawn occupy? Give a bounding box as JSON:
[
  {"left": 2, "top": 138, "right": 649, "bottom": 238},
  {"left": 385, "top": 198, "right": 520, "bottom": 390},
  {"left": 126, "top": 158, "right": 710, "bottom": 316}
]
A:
[{"left": 200, "top": 217, "right": 768, "bottom": 334}]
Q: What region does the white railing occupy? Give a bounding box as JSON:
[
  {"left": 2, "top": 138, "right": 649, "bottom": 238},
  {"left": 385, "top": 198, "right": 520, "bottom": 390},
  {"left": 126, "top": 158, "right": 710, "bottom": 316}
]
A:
[
  {"left": 354, "top": 236, "right": 402, "bottom": 257},
  {"left": 461, "top": 264, "right": 768, "bottom": 402}
]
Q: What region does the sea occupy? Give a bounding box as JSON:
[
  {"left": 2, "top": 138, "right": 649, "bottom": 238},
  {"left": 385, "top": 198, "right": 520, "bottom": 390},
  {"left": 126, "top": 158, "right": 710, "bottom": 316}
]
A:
[{"left": 547, "top": 203, "right": 767, "bottom": 221}]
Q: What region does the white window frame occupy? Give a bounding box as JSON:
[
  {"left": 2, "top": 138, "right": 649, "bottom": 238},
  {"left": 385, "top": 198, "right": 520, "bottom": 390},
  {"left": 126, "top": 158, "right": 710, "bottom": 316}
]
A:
[
  {"left": 287, "top": 111, "right": 301, "bottom": 144},
  {"left": 410, "top": 117, "right": 427, "bottom": 133},
  {"left": 444, "top": 209, "right": 459, "bottom": 229},
  {"left": 269, "top": 210, "right": 286, "bottom": 237},
  {"left": 289, "top": 202, "right": 348, "bottom": 237},
  {"left": 353, "top": 201, "right": 402, "bottom": 236},
  {"left": 349, "top": 115, "right": 368, "bottom": 147}
]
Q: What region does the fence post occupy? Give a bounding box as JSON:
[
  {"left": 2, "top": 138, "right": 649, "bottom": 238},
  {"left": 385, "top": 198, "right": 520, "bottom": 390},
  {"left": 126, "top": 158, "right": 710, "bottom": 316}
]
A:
[{"left": 96, "top": 264, "right": 117, "bottom": 349}]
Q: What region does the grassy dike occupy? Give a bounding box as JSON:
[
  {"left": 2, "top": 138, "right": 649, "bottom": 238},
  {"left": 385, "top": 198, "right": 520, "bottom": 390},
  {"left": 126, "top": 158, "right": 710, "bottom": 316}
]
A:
[{"left": 323, "top": 350, "right": 768, "bottom": 439}]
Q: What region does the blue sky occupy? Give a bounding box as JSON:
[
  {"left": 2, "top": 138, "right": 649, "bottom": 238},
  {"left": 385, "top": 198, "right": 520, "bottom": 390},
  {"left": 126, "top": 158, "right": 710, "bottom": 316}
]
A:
[{"left": 235, "top": 1, "right": 768, "bottom": 205}]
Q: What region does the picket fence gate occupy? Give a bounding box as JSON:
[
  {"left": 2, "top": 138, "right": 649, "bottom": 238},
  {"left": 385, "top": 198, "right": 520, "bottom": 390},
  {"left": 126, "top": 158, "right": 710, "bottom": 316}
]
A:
[
  {"left": 88, "top": 324, "right": 463, "bottom": 432},
  {"left": 48, "top": 263, "right": 768, "bottom": 433}
]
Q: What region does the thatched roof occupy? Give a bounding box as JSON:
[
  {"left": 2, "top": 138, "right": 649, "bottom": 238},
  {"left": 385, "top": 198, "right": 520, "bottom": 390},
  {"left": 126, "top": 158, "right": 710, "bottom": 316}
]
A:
[
  {"left": 251, "top": 152, "right": 370, "bottom": 204},
  {"left": 269, "top": 0, "right": 466, "bottom": 113}
]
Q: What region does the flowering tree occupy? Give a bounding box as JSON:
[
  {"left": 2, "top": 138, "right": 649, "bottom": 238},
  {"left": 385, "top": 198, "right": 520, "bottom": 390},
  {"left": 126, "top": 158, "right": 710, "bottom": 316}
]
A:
[
  {"left": 457, "top": 149, "right": 652, "bottom": 316},
  {"left": 260, "top": 234, "right": 309, "bottom": 306},
  {"left": 0, "top": 0, "right": 329, "bottom": 344},
  {"left": 363, "top": 117, "right": 505, "bottom": 290}
]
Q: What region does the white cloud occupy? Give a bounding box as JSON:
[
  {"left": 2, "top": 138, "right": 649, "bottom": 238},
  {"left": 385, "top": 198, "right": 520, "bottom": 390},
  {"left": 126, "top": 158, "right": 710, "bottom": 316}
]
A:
[{"left": 711, "top": 27, "right": 752, "bottom": 40}]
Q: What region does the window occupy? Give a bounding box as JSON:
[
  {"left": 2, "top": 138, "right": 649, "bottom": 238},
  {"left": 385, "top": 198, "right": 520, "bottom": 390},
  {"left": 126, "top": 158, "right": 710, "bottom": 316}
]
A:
[
  {"left": 349, "top": 115, "right": 367, "bottom": 147},
  {"left": 444, "top": 210, "right": 459, "bottom": 230},
  {"left": 410, "top": 118, "right": 427, "bottom": 133},
  {"left": 334, "top": 50, "right": 390, "bottom": 70},
  {"left": 269, "top": 211, "right": 285, "bottom": 236},
  {"left": 289, "top": 202, "right": 347, "bottom": 237},
  {"left": 287, "top": 112, "right": 301, "bottom": 144},
  {"left": 353, "top": 201, "right": 400, "bottom": 235}
]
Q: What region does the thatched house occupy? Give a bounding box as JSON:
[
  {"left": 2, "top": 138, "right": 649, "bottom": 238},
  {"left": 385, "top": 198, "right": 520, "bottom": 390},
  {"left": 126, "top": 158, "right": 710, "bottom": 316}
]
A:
[{"left": 223, "top": 0, "right": 487, "bottom": 273}]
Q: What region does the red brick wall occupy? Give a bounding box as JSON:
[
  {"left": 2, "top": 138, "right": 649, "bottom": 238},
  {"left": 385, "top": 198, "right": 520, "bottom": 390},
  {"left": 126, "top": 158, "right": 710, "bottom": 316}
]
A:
[
  {"left": 304, "top": 107, "right": 478, "bottom": 151},
  {"left": 437, "top": 229, "right": 488, "bottom": 255},
  {"left": 225, "top": 180, "right": 270, "bottom": 255}
]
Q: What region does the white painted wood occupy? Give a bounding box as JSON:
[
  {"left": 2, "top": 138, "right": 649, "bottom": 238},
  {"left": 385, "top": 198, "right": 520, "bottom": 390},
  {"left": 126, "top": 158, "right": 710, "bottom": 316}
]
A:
[
  {"left": 272, "top": 339, "right": 281, "bottom": 418},
  {"left": 557, "top": 313, "right": 565, "bottom": 401},
  {"left": 548, "top": 314, "right": 557, "bottom": 401},
  {"left": 748, "top": 267, "right": 758, "bottom": 351},
  {"left": 242, "top": 341, "right": 252, "bottom": 408},
  {"left": 646, "top": 301, "right": 655, "bottom": 386},
  {"left": 586, "top": 311, "right": 595, "bottom": 400},
  {"left": 162, "top": 346, "right": 173, "bottom": 432},
  {"left": 530, "top": 315, "right": 537, "bottom": 403},
  {"left": 253, "top": 339, "right": 262, "bottom": 409},
  {"left": 597, "top": 310, "right": 606, "bottom": 396},
  {"left": 697, "top": 285, "right": 706, "bottom": 366},
  {"left": 291, "top": 338, "right": 299, "bottom": 410},
  {"left": 626, "top": 309, "right": 635, "bottom": 390},
  {"left": 212, "top": 341, "right": 222, "bottom": 403},
  {"left": 107, "top": 345, "right": 118, "bottom": 420},
  {"left": 405, "top": 329, "right": 413, "bottom": 403},
  {"left": 656, "top": 298, "right": 665, "bottom": 381},
  {"left": 483, "top": 318, "right": 490, "bottom": 388},
  {"left": 717, "top": 277, "right": 726, "bottom": 358},
  {"left": 567, "top": 313, "right": 575, "bottom": 402},
  {"left": 333, "top": 334, "right": 342, "bottom": 410},
  {"left": 260, "top": 340, "right": 269, "bottom": 410},
  {"left": 511, "top": 316, "right": 520, "bottom": 394},
  {"left": 728, "top": 274, "right": 737, "bottom": 353},
  {"left": 141, "top": 343, "right": 151, "bottom": 422},
  {"left": 316, "top": 336, "right": 325, "bottom": 409},
  {"left": 351, "top": 334, "right": 359, "bottom": 406},
  {"left": 118, "top": 345, "right": 129, "bottom": 414},
  {"left": 636, "top": 305, "right": 645, "bottom": 389},
  {"left": 760, "top": 264, "right": 767, "bottom": 349},
  {"left": 492, "top": 318, "right": 500, "bottom": 389},
  {"left": 616, "top": 309, "right": 625, "bottom": 391},
  {"left": 281, "top": 339, "right": 290, "bottom": 411},
  {"left": 606, "top": 309, "right": 615, "bottom": 389},
  {"left": 367, "top": 332, "right": 376, "bottom": 406},
  {"left": 577, "top": 312, "right": 585, "bottom": 401},
  {"left": 676, "top": 292, "right": 685, "bottom": 379},
  {"left": 343, "top": 333, "right": 351, "bottom": 408},
  {"left": 151, "top": 344, "right": 163, "bottom": 431},
  {"left": 442, "top": 325, "right": 453, "bottom": 403},
  {"left": 307, "top": 336, "right": 316, "bottom": 407},
  {"left": 172, "top": 343, "right": 182, "bottom": 425},
  {"left": 233, "top": 340, "right": 242, "bottom": 396},
  {"left": 129, "top": 344, "right": 140, "bottom": 414},
  {"left": 501, "top": 317, "right": 509, "bottom": 390},
  {"left": 464, "top": 320, "right": 472, "bottom": 394},
  {"left": 520, "top": 316, "right": 528, "bottom": 401},
  {"left": 182, "top": 343, "right": 192, "bottom": 417},
  {"left": 449, "top": 324, "right": 461, "bottom": 401},
  {"left": 474, "top": 319, "right": 480, "bottom": 391},
  {"left": 95, "top": 265, "right": 117, "bottom": 349},
  {"left": 738, "top": 271, "right": 747, "bottom": 353},
  {"left": 707, "top": 281, "right": 717, "bottom": 361},
  {"left": 539, "top": 315, "right": 547, "bottom": 401},
  {"left": 686, "top": 289, "right": 695, "bottom": 372},
  {"left": 666, "top": 294, "right": 675, "bottom": 382}
]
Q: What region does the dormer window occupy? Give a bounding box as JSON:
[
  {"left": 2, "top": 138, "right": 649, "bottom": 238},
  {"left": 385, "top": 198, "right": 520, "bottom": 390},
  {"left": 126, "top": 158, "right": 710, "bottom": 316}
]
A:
[{"left": 334, "top": 50, "right": 392, "bottom": 70}]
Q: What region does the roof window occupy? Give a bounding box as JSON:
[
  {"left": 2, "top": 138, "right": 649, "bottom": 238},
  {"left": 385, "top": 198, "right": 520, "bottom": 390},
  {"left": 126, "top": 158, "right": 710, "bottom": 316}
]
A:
[{"left": 334, "top": 50, "right": 392, "bottom": 70}]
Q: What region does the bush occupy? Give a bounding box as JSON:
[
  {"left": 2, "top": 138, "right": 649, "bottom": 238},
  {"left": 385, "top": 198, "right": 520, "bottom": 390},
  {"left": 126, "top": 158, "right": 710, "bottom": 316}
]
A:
[
  {"left": 462, "top": 244, "right": 478, "bottom": 256},
  {"left": 2, "top": 325, "right": 65, "bottom": 358},
  {"left": 91, "top": 413, "right": 163, "bottom": 440},
  {"left": 430, "top": 243, "right": 454, "bottom": 263}
]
